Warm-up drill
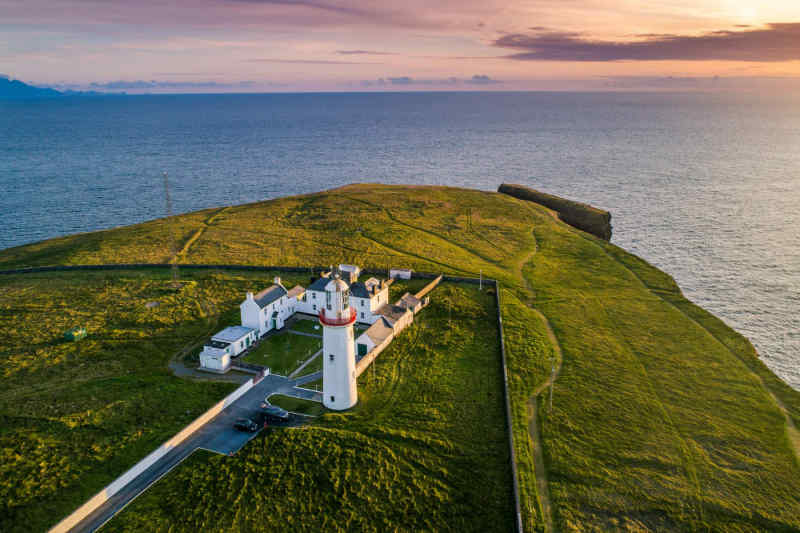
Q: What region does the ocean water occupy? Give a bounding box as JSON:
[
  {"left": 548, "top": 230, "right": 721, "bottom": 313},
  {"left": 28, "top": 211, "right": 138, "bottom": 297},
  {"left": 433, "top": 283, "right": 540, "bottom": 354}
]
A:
[{"left": 1, "top": 92, "right": 798, "bottom": 389}]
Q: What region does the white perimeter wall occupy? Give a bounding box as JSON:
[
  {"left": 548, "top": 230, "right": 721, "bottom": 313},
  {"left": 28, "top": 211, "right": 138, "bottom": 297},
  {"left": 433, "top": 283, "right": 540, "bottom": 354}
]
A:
[{"left": 48, "top": 377, "right": 258, "bottom": 533}]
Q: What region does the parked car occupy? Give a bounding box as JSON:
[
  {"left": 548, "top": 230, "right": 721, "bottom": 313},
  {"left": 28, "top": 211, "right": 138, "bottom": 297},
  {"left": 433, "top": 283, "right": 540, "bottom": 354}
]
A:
[
  {"left": 233, "top": 418, "right": 259, "bottom": 432},
  {"left": 262, "top": 405, "right": 290, "bottom": 422}
]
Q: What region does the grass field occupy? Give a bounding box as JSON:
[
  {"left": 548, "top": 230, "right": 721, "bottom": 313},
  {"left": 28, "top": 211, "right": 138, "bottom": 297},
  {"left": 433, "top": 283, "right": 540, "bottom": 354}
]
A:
[
  {"left": 2, "top": 184, "right": 799, "bottom": 532},
  {"left": 0, "top": 268, "right": 316, "bottom": 532},
  {"left": 241, "top": 331, "right": 322, "bottom": 376},
  {"left": 267, "top": 394, "right": 327, "bottom": 416},
  {"left": 105, "top": 283, "right": 514, "bottom": 532}
]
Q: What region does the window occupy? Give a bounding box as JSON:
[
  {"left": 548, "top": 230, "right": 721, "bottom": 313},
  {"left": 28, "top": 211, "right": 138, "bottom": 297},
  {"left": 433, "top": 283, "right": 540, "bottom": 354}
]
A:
[
  {"left": 361, "top": 300, "right": 365, "bottom": 307},
  {"left": 326, "top": 290, "right": 332, "bottom": 310},
  {"left": 312, "top": 292, "right": 316, "bottom": 299},
  {"left": 330, "top": 395, "right": 335, "bottom": 402},
  {"left": 361, "top": 312, "right": 365, "bottom": 319},
  {"left": 313, "top": 304, "right": 316, "bottom": 311},
  {"left": 329, "top": 353, "right": 334, "bottom": 361}
]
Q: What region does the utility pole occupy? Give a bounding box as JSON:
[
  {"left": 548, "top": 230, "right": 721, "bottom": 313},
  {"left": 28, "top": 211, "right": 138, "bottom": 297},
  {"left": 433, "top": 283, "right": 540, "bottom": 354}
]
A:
[
  {"left": 549, "top": 360, "right": 555, "bottom": 412},
  {"left": 479, "top": 269, "right": 482, "bottom": 291},
  {"left": 163, "top": 171, "right": 179, "bottom": 287}
]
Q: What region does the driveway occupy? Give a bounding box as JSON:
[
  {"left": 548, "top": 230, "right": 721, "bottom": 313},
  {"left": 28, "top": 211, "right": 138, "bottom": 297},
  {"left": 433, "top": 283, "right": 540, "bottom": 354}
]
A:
[{"left": 70, "top": 372, "right": 322, "bottom": 532}]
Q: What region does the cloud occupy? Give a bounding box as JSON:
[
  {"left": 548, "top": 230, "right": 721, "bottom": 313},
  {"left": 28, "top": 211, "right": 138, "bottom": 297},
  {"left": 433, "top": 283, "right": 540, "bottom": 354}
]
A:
[
  {"left": 336, "top": 50, "right": 395, "bottom": 55},
  {"left": 225, "top": 0, "right": 368, "bottom": 17},
  {"left": 246, "top": 58, "right": 380, "bottom": 64},
  {"left": 494, "top": 23, "right": 800, "bottom": 62},
  {"left": 465, "top": 74, "right": 499, "bottom": 84},
  {"left": 361, "top": 75, "right": 501, "bottom": 87},
  {"left": 88, "top": 80, "right": 258, "bottom": 89}
]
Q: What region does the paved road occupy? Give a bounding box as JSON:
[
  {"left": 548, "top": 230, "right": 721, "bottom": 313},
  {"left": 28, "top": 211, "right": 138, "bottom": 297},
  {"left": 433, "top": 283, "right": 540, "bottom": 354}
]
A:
[{"left": 71, "top": 373, "right": 322, "bottom": 532}]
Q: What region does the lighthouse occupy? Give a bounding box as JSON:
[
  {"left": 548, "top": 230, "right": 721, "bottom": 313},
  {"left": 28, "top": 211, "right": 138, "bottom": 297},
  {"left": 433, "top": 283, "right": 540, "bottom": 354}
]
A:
[{"left": 319, "top": 272, "right": 358, "bottom": 410}]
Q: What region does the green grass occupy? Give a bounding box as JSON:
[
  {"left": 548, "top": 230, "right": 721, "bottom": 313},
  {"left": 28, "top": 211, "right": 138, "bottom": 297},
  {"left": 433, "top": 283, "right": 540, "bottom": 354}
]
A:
[
  {"left": 287, "top": 318, "right": 323, "bottom": 335},
  {"left": 2, "top": 184, "right": 799, "bottom": 532},
  {"left": 0, "top": 268, "right": 318, "bottom": 532},
  {"left": 105, "top": 283, "right": 514, "bottom": 532},
  {"left": 242, "top": 331, "right": 322, "bottom": 376},
  {"left": 267, "top": 394, "right": 327, "bottom": 416}
]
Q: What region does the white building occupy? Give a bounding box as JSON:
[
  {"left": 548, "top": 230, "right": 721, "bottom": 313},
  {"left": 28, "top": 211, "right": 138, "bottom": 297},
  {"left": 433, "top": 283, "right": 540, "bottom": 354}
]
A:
[
  {"left": 199, "top": 326, "right": 256, "bottom": 372},
  {"left": 398, "top": 292, "right": 424, "bottom": 314},
  {"left": 355, "top": 316, "right": 394, "bottom": 359},
  {"left": 376, "top": 303, "right": 414, "bottom": 332},
  {"left": 297, "top": 272, "right": 331, "bottom": 316},
  {"left": 320, "top": 274, "right": 358, "bottom": 411},
  {"left": 389, "top": 268, "right": 412, "bottom": 280},
  {"left": 338, "top": 264, "right": 361, "bottom": 283},
  {"left": 349, "top": 277, "right": 390, "bottom": 324},
  {"left": 241, "top": 277, "right": 304, "bottom": 337}
]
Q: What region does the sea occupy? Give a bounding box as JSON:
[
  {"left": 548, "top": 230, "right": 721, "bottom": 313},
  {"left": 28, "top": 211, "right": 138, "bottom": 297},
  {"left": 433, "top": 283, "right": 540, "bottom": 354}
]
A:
[{"left": 1, "top": 92, "right": 798, "bottom": 389}]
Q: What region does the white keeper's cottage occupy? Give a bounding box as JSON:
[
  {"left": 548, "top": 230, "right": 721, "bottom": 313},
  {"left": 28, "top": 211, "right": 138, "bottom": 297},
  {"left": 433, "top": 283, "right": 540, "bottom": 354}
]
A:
[
  {"left": 199, "top": 264, "right": 438, "bottom": 402},
  {"left": 241, "top": 277, "right": 304, "bottom": 337}
]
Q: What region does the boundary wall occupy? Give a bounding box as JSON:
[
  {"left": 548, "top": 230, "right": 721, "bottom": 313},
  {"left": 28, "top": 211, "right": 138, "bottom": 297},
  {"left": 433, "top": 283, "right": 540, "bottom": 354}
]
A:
[{"left": 49, "top": 377, "right": 258, "bottom": 533}]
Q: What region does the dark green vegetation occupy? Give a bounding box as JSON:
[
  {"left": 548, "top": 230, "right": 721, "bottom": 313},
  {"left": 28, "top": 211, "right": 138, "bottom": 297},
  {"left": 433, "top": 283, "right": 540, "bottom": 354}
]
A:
[
  {"left": 499, "top": 183, "right": 612, "bottom": 241},
  {"left": 266, "top": 394, "right": 327, "bottom": 417},
  {"left": 0, "top": 268, "right": 310, "bottom": 532},
  {"left": 2, "top": 184, "right": 799, "bottom": 532},
  {"left": 241, "top": 330, "right": 321, "bottom": 376},
  {"left": 106, "top": 283, "right": 513, "bottom": 532}
]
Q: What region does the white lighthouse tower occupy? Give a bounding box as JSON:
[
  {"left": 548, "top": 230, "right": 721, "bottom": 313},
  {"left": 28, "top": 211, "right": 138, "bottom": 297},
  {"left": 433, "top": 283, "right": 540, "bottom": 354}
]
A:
[{"left": 319, "top": 272, "right": 358, "bottom": 410}]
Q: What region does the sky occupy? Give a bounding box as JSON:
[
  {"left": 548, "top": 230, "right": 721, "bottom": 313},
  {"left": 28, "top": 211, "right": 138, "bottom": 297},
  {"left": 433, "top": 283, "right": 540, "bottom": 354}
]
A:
[{"left": 2, "top": 0, "right": 800, "bottom": 92}]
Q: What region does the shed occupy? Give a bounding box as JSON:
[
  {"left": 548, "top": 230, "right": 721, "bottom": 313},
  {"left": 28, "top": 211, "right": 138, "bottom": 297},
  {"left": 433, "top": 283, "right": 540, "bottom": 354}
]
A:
[{"left": 64, "top": 327, "right": 87, "bottom": 342}]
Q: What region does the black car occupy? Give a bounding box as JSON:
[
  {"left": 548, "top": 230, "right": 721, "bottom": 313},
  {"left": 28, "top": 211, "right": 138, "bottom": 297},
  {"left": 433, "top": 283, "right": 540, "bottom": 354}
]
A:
[
  {"left": 233, "top": 418, "right": 259, "bottom": 432},
  {"left": 262, "top": 405, "right": 290, "bottom": 422}
]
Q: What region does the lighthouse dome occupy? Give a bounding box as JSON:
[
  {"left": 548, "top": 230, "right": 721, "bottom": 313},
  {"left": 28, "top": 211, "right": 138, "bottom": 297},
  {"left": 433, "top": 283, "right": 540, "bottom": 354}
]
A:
[{"left": 325, "top": 277, "right": 349, "bottom": 293}]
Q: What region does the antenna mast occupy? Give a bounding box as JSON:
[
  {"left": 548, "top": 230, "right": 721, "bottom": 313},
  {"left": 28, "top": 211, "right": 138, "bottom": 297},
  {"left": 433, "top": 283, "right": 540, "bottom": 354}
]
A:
[{"left": 163, "top": 171, "right": 179, "bottom": 287}]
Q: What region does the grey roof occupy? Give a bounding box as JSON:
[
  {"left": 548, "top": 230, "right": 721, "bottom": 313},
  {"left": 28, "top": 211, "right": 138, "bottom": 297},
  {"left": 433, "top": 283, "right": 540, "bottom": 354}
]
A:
[
  {"left": 351, "top": 278, "right": 383, "bottom": 299},
  {"left": 213, "top": 326, "right": 255, "bottom": 343},
  {"left": 362, "top": 317, "right": 394, "bottom": 345},
  {"left": 253, "top": 285, "right": 287, "bottom": 308},
  {"left": 205, "top": 339, "right": 230, "bottom": 349},
  {"left": 377, "top": 303, "right": 410, "bottom": 325},
  {"left": 349, "top": 282, "right": 371, "bottom": 299},
  {"left": 399, "top": 293, "right": 422, "bottom": 309},
  {"left": 308, "top": 276, "right": 334, "bottom": 291},
  {"left": 286, "top": 285, "right": 305, "bottom": 299}
]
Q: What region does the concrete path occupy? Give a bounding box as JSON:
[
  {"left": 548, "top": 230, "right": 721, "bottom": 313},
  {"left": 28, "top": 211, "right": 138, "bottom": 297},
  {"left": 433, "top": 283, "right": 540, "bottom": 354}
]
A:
[
  {"left": 287, "top": 329, "right": 322, "bottom": 339},
  {"left": 69, "top": 373, "right": 307, "bottom": 533},
  {"left": 288, "top": 349, "right": 322, "bottom": 379}
]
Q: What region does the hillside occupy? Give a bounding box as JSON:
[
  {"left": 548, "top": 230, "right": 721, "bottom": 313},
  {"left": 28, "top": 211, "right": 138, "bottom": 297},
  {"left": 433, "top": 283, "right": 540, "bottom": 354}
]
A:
[
  {"left": 0, "top": 77, "right": 62, "bottom": 99},
  {"left": 1, "top": 184, "right": 799, "bottom": 532}
]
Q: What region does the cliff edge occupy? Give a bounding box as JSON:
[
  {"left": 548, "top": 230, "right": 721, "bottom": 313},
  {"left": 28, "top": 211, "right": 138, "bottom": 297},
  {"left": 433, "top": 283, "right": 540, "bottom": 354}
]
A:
[{"left": 498, "top": 183, "right": 612, "bottom": 241}]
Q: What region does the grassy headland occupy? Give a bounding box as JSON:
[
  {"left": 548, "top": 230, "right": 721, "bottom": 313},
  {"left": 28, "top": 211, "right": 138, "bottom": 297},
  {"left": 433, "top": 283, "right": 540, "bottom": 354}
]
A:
[
  {"left": 105, "top": 283, "right": 513, "bottom": 532},
  {"left": 1, "top": 184, "right": 798, "bottom": 532}
]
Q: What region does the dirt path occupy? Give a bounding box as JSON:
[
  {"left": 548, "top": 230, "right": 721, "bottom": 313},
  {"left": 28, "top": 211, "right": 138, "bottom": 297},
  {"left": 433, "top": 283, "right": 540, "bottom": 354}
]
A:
[
  {"left": 773, "top": 393, "right": 800, "bottom": 464},
  {"left": 527, "top": 309, "right": 563, "bottom": 533},
  {"left": 171, "top": 206, "right": 229, "bottom": 263},
  {"left": 513, "top": 227, "right": 562, "bottom": 533}
]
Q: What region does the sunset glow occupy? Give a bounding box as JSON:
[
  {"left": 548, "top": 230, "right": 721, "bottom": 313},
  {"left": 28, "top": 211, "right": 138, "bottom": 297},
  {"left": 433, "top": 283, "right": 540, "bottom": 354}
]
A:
[{"left": 2, "top": 0, "right": 800, "bottom": 91}]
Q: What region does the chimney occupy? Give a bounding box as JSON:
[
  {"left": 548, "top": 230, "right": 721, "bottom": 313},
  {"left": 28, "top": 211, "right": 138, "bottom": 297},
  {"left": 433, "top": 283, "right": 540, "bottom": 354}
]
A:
[
  {"left": 246, "top": 292, "right": 254, "bottom": 301},
  {"left": 274, "top": 276, "right": 281, "bottom": 286}
]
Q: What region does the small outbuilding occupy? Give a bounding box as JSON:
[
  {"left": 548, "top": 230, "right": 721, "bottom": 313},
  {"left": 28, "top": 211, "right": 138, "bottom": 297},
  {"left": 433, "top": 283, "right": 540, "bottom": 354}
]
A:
[
  {"left": 64, "top": 327, "right": 87, "bottom": 342},
  {"left": 355, "top": 317, "right": 394, "bottom": 358},
  {"left": 389, "top": 268, "right": 412, "bottom": 280},
  {"left": 199, "top": 326, "right": 256, "bottom": 373}
]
